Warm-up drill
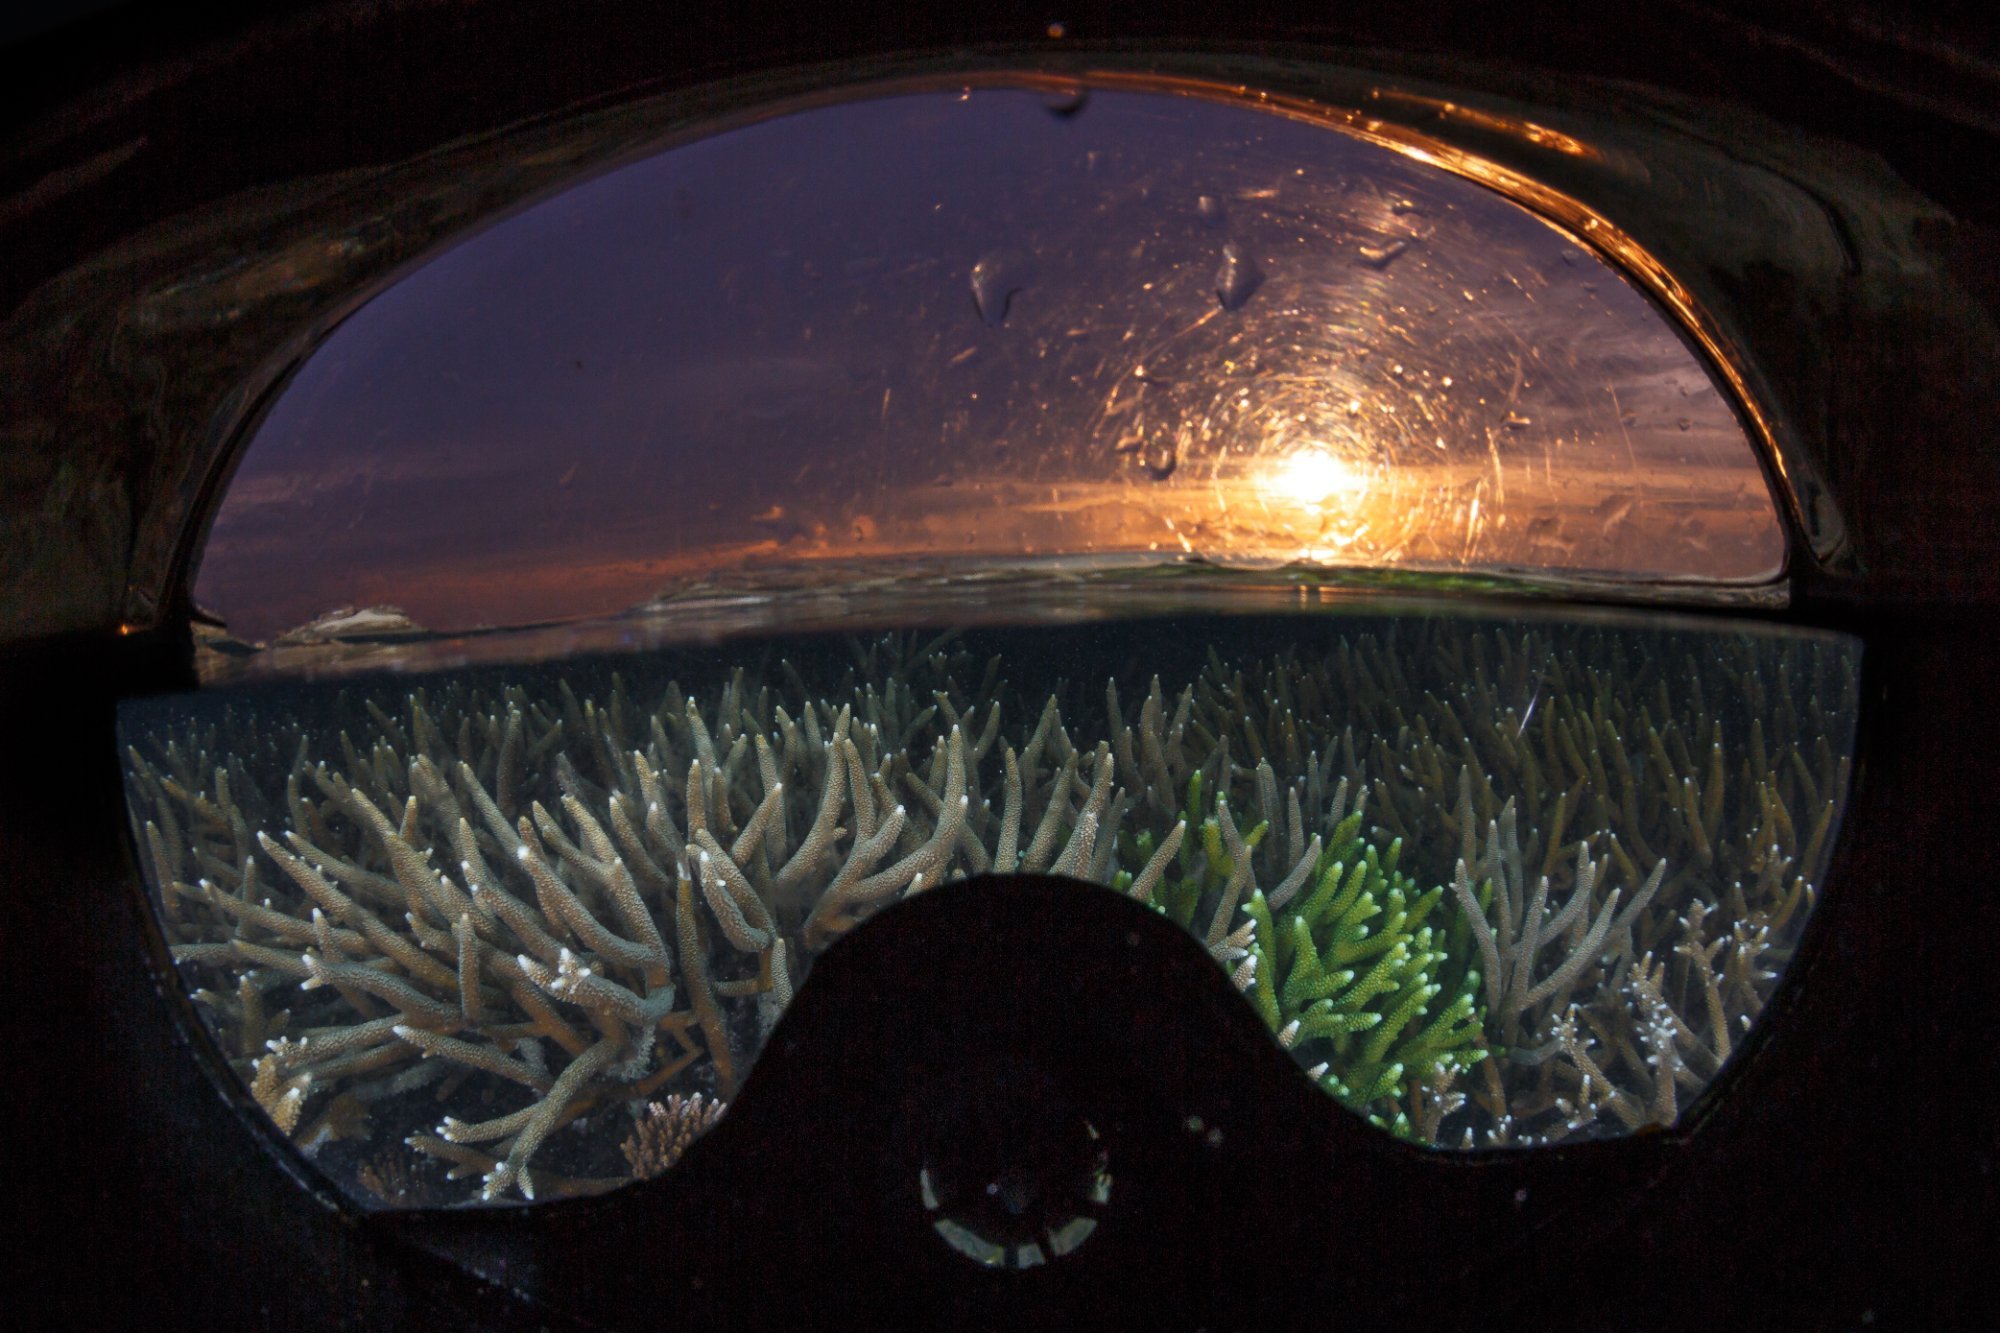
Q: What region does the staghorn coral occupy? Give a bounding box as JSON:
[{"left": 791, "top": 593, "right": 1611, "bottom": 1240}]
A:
[
  {"left": 1133, "top": 622, "right": 1853, "bottom": 1145},
  {"left": 622, "top": 1093, "right": 728, "bottom": 1180},
  {"left": 123, "top": 618, "right": 1856, "bottom": 1199},
  {"left": 1127, "top": 769, "right": 1487, "bottom": 1137},
  {"left": 1349, "top": 627, "right": 1851, "bottom": 1145}
]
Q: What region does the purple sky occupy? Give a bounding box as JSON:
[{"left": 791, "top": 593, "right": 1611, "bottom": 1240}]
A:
[{"left": 198, "top": 83, "right": 1775, "bottom": 641}]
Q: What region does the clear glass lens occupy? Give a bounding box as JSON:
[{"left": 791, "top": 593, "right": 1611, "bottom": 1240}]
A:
[
  {"left": 121, "top": 606, "right": 1856, "bottom": 1206},
  {"left": 193, "top": 78, "right": 1783, "bottom": 669}
]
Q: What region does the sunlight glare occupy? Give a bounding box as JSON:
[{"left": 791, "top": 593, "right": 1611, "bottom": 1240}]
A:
[{"left": 1259, "top": 445, "right": 1370, "bottom": 513}]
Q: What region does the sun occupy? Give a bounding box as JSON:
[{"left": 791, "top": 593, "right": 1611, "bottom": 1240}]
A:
[{"left": 1257, "top": 445, "right": 1371, "bottom": 513}]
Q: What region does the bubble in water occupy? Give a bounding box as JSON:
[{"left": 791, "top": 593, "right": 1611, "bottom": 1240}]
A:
[
  {"left": 1214, "top": 242, "right": 1262, "bottom": 311},
  {"left": 1196, "top": 194, "right": 1227, "bottom": 229},
  {"left": 1356, "top": 239, "right": 1409, "bottom": 270},
  {"left": 1141, "top": 440, "right": 1178, "bottom": 480},
  {"left": 970, "top": 249, "right": 1038, "bottom": 326}
]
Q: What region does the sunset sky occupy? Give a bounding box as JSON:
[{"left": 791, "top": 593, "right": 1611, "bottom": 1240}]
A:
[{"left": 196, "top": 85, "right": 1776, "bottom": 642}]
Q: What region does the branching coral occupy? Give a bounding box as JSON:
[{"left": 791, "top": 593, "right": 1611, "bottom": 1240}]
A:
[
  {"left": 1446, "top": 777, "right": 1667, "bottom": 1051},
  {"left": 1132, "top": 623, "right": 1853, "bottom": 1145},
  {"left": 123, "top": 619, "right": 1856, "bottom": 1199},
  {"left": 622, "top": 1093, "right": 728, "bottom": 1179},
  {"left": 1124, "top": 770, "right": 1487, "bottom": 1137}
]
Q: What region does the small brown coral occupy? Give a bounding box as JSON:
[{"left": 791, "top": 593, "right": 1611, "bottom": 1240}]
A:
[{"left": 621, "top": 1093, "right": 727, "bottom": 1180}]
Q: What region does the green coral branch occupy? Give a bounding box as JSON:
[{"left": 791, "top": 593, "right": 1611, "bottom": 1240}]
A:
[{"left": 1122, "top": 778, "right": 1488, "bottom": 1139}]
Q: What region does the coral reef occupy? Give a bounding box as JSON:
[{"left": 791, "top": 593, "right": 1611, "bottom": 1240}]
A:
[{"left": 122, "top": 618, "right": 1855, "bottom": 1202}]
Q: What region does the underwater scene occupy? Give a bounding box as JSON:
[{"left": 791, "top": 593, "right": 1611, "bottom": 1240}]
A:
[{"left": 121, "top": 607, "right": 1857, "bottom": 1207}]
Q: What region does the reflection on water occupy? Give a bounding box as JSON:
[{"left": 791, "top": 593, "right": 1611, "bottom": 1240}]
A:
[{"left": 124, "top": 597, "right": 1856, "bottom": 1207}]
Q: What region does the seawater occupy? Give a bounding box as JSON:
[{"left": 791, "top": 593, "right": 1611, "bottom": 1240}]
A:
[{"left": 120, "top": 599, "right": 1860, "bottom": 1206}]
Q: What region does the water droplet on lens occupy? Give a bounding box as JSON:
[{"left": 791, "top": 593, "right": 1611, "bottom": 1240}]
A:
[
  {"left": 1214, "top": 242, "right": 1261, "bottom": 311},
  {"left": 1678, "top": 418, "right": 1693, "bottom": 432},
  {"left": 1042, "top": 85, "right": 1089, "bottom": 119},
  {"left": 1141, "top": 441, "right": 1177, "bottom": 480},
  {"left": 1356, "top": 239, "right": 1409, "bottom": 270},
  {"left": 1196, "top": 194, "right": 1227, "bottom": 229},
  {"left": 970, "top": 249, "right": 1037, "bottom": 326}
]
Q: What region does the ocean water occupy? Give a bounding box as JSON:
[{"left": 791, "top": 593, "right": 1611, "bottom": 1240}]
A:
[{"left": 121, "top": 599, "right": 1858, "bottom": 1207}]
